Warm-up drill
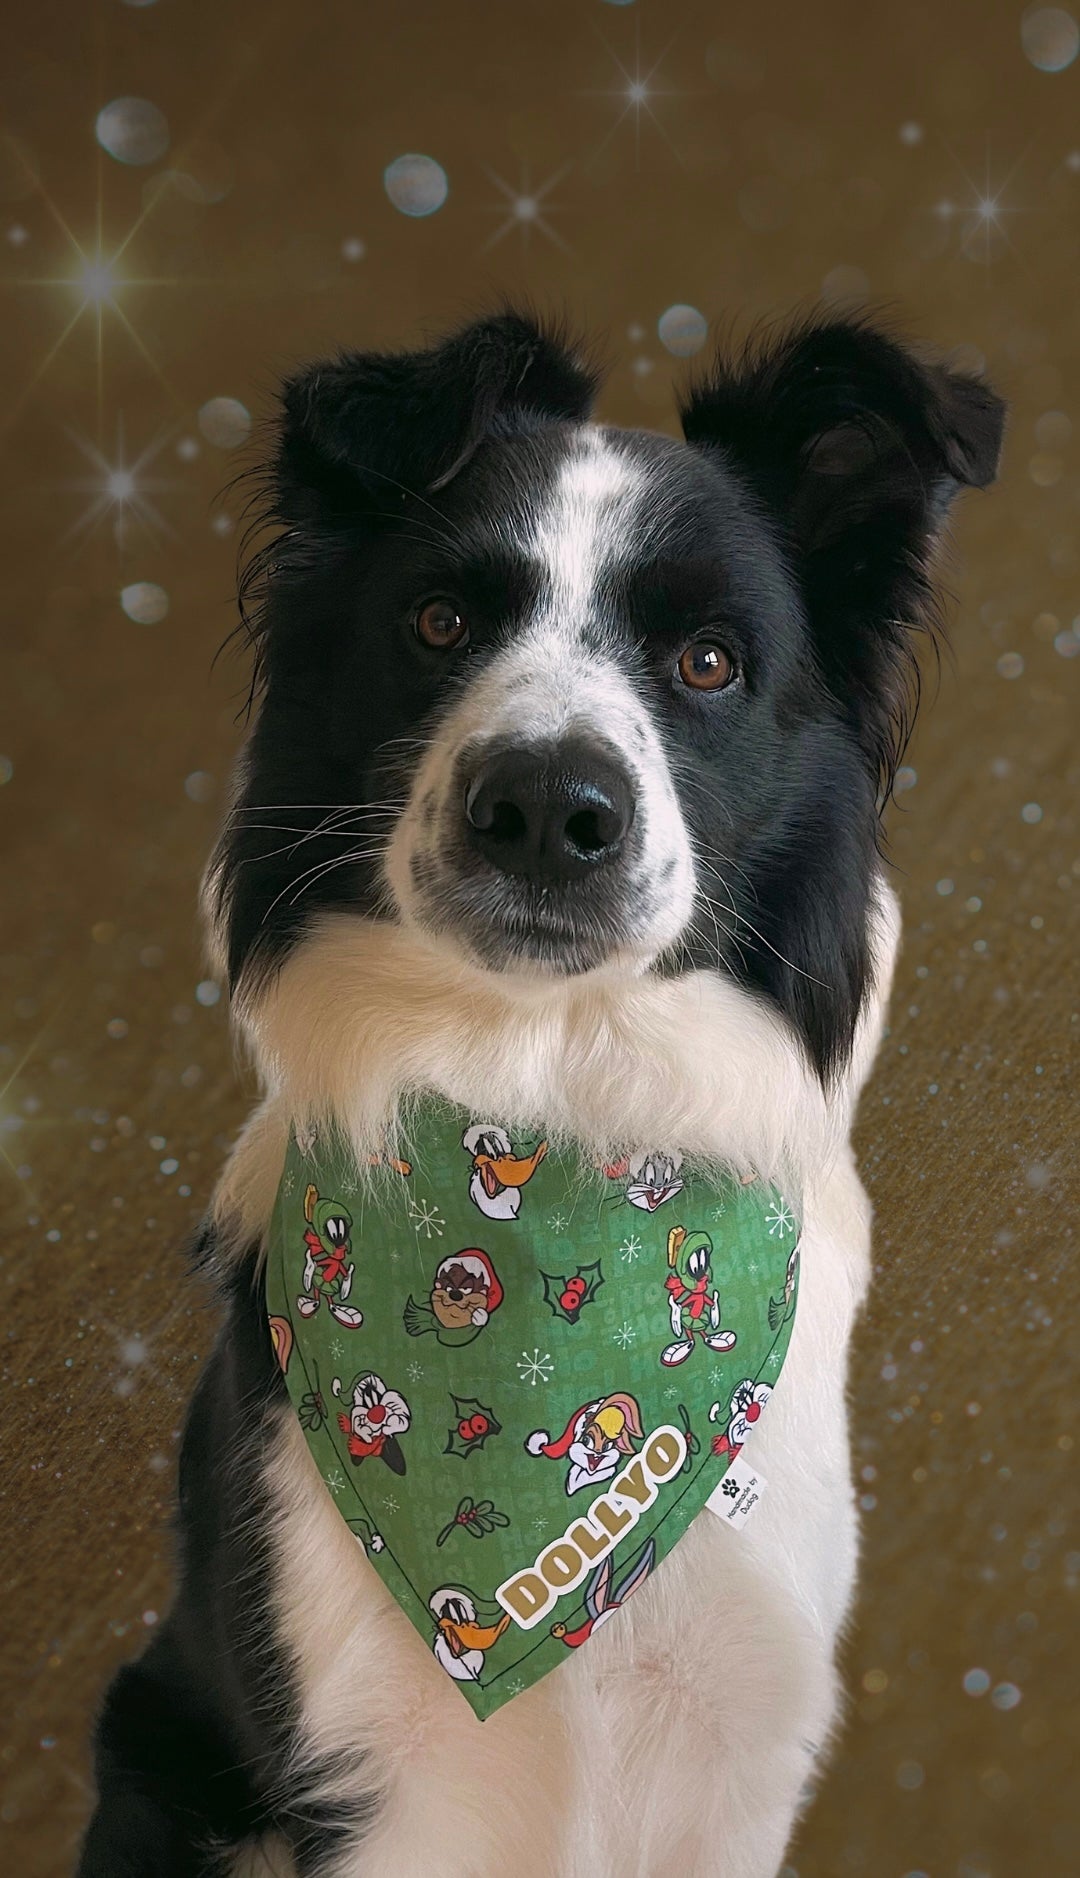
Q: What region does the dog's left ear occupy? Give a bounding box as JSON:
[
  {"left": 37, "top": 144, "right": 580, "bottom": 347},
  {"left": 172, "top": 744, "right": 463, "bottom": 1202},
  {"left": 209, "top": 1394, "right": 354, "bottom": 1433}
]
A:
[
  {"left": 276, "top": 310, "right": 602, "bottom": 520},
  {"left": 679, "top": 318, "right": 1005, "bottom": 783}
]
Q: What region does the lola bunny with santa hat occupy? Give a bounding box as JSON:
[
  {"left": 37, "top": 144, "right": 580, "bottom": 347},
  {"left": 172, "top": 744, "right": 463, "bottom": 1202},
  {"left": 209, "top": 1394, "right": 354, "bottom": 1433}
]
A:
[{"left": 526, "top": 1392, "right": 645, "bottom": 1496}]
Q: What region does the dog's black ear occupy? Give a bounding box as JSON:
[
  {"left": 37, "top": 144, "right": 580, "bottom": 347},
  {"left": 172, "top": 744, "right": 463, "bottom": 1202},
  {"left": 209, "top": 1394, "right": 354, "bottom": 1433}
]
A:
[
  {"left": 679, "top": 318, "right": 1005, "bottom": 787},
  {"left": 276, "top": 310, "right": 601, "bottom": 519}
]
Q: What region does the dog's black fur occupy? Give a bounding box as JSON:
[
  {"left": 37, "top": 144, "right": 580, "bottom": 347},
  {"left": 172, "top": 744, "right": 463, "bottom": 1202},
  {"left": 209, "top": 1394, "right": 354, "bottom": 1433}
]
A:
[
  {"left": 79, "top": 310, "right": 1003, "bottom": 1875},
  {"left": 212, "top": 310, "right": 1001, "bottom": 1081},
  {"left": 80, "top": 1247, "right": 373, "bottom": 1876}
]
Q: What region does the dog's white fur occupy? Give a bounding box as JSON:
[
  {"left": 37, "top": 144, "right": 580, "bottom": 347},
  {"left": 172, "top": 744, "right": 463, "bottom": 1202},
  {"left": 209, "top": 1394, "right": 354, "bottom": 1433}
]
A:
[
  {"left": 212, "top": 427, "right": 902, "bottom": 1876},
  {"left": 215, "top": 903, "right": 894, "bottom": 1878}
]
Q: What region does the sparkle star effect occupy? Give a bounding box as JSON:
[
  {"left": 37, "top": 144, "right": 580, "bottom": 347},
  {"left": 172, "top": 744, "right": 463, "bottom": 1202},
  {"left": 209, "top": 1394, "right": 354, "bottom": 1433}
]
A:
[
  {"left": 5, "top": 129, "right": 179, "bottom": 436},
  {"left": 481, "top": 164, "right": 571, "bottom": 253},
  {"left": 59, "top": 417, "right": 178, "bottom": 549},
  {"left": 582, "top": 22, "right": 686, "bottom": 169},
  {"left": 21, "top": 235, "right": 178, "bottom": 418},
  {"left": 930, "top": 143, "right": 1028, "bottom": 270},
  {"left": 100, "top": 1292, "right": 192, "bottom": 1399}
]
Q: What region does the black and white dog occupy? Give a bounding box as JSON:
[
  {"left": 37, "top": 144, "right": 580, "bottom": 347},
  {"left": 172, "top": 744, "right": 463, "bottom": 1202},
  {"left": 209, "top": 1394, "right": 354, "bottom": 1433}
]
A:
[{"left": 79, "top": 310, "right": 1002, "bottom": 1877}]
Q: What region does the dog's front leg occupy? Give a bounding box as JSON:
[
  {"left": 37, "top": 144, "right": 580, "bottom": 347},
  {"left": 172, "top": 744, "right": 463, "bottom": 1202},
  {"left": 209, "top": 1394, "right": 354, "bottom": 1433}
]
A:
[{"left": 78, "top": 1627, "right": 253, "bottom": 1878}]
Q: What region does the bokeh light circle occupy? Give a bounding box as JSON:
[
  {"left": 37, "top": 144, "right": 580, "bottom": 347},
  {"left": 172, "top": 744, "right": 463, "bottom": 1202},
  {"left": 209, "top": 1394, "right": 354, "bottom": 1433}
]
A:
[
  {"left": 170, "top": 140, "right": 234, "bottom": 204},
  {"left": 95, "top": 97, "right": 170, "bottom": 167},
  {"left": 197, "top": 397, "right": 252, "bottom": 449},
  {"left": 1021, "top": 6, "right": 1079, "bottom": 70},
  {"left": 657, "top": 304, "right": 708, "bottom": 357},
  {"left": 120, "top": 582, "right": 169, "bottom": 625},
  {"left": 822, "top": 264, "right": 869, "bottom": 304},
  {"left": 383, "top": 154, "right": 448, "bottom": 218},
  {"left": 1035, "top": 409, "right": 1071, "bottom": 449}
]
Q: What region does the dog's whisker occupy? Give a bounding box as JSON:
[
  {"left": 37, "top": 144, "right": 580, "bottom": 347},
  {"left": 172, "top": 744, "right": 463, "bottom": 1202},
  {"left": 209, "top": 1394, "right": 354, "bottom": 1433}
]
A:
[
  {"left": 694, "top": 853, "right": 833, "bottom": 990},
  {"left": 694, "top": 840, "right": 762, "bottom": 906},
  {"left": 278, "top": 845, "right": 391, "bottom": 915},
  {"left": 233, "top": 826, "right": 392, "bottom": 869},
  {"left": 230, "top": 802, "right": 406, "bottom": 861},
  {"left": 229, "top": 800, "right": 408, "bottom": 818},
  {"left": 690, "top": 886, "right": 750, "bottom": 977}
]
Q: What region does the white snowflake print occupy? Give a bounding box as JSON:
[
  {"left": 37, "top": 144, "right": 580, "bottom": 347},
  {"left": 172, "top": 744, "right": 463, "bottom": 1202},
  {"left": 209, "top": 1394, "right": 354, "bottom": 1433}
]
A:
[
  {"left": 325, "top": 1467, "right": 346, "bottom": 1496},
  {"left": 408, "top": 1197, "right": 445, "bottom": 1240},
  {"left": 381, "top": 1495, "right": 400, "bottom": 1514},
  {"left": 710, "top": 1201, "right": 727, "bottom": 1222},
  {"left": 506, "top": 1677, "right": 525, "bottom": 1695},
  {"left": 618, "top": 1234, "right": 643, "bottom": 1264},
  {"left": 517, "top": 1347, "right": 554, "bottom": 1386},
  {"left": 747, "top": 1258, "right": 760, "bottom": 1275},
  {"left": 547, "top": 1210, "right": 569, "bottom": 1234},
  {"left": 766, "top": 1199, "right": 795, "bottom": 1238},
  {"left": 330, "top": 1337, "right": 345, "bottom": 1361},
  {"left": 768, "top": 1348, "right": 783, "bottom": 1369},
  {"left": 283, "top": 1169, "right": 296, "bottom": 1196},
  {"left": 406, "top": 1361, "right": 425, "bottom": 1383},
  {"left": 663, "top": 1384, "right": 679, "bottom": 1401},
  {"left": 613, "top": 1322, "right": 636, "bottom": 1349},
  {"left": 531, "top": 1515, "right": 548, "bottom": 1536}
]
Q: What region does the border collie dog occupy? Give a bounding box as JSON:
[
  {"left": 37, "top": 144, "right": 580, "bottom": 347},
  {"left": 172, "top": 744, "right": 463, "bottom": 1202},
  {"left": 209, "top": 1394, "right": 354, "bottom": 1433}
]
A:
[{"left": 80, "top": 311, "right": 1002, "bottom": 1877}]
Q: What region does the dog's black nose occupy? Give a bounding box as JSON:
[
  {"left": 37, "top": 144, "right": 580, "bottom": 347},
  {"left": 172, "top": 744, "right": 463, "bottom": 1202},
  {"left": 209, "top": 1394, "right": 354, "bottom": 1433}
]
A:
[{"left": 464, "top": 739, "right": 635, "bottom": 882}]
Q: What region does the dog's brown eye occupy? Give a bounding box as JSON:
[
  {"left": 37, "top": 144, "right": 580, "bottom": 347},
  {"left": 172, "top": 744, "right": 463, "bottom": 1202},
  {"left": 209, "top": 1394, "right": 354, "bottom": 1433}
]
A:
[
  {"left": 416, "top": 599, "right": 468, "bottom": 650},
  {"left": 677, "top": 641, "right": 735, "bottom": 691}
]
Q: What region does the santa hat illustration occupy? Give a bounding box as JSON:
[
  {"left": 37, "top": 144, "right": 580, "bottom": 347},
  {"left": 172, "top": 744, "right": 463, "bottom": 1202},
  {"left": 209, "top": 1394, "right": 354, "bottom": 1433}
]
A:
[
  {"left": 526, "top": 1401, "right": 592, "bottom": 1460},
  {"left": 436, "top": 1249, "right": 503, "bottom": 1323},
  {"left": 526, "top": 1393, "right": 642, "bottom": 1460}
]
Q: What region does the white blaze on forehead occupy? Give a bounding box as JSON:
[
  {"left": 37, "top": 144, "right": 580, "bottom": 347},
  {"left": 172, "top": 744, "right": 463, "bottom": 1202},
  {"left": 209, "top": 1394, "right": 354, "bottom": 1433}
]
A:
[
  {"left": 382, "top": 421, "right": 698, "bottom": 964},
  {"left": 530, "top": 427, "right": 645, "bottom": 630}
]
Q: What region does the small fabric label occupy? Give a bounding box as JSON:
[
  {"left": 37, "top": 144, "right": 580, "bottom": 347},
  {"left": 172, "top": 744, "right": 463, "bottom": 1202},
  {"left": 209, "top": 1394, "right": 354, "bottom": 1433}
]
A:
[{"left": 705, "top": 1454, "right": 767, "bottom": 1530}]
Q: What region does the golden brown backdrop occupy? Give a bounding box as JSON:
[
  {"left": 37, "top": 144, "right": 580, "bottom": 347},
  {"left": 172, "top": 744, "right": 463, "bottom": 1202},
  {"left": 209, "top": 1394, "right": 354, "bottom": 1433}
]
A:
[{"left": 1, "top": 2, "right": 1078, "bottom": 1873}]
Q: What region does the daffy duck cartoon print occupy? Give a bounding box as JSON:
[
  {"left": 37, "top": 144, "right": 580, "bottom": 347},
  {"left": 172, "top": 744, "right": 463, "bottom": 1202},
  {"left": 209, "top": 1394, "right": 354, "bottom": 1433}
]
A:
[
  {"left": 462, "top": 1124, "right": 548, "bottom": 1221},
  {"left": 428, "top": 1586, "right": 510, "bottom": 1683},
  {"left": 661, "top": 1225, "right": 738, "bottom": 1367},
  {"left": 297, "top": 1185, "right": 363, "bottom": 1328}
]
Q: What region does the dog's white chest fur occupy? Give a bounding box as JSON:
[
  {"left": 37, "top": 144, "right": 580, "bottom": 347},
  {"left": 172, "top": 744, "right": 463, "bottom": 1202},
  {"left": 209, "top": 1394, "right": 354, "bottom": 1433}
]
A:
[{"left": 217, "top": 891, "right": 897, "bottom": 1878}]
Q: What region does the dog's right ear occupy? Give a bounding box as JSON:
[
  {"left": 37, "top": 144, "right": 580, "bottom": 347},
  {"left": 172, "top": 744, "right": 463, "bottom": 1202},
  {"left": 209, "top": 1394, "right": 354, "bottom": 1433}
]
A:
[{"left": 274, "top": 311, "right": 601, "bottom": 521}]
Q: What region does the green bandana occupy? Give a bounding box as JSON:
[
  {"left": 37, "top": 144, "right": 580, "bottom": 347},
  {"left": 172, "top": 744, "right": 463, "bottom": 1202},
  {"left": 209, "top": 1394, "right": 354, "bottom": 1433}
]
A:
[{"left": 265, "top": 1100, "right": 801, "bottom": 1721}]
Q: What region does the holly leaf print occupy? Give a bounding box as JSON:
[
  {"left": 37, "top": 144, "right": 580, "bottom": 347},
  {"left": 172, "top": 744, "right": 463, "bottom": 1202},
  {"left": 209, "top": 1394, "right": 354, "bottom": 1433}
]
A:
[
  {"left": 539, "top": 1259, "right": 605, "bottom": 1325},
  {"left": 444, "top": 1393, "right": 503, "bottom": 1458}
]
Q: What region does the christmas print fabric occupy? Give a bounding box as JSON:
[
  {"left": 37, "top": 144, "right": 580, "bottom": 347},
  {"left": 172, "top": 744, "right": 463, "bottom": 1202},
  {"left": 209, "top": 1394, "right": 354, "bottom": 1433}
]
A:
[{"left": 265, "top": 1101, "right": 801, "bottom": 1720}]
